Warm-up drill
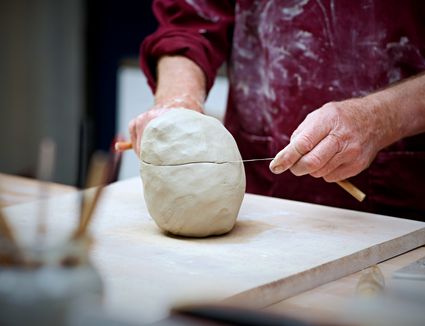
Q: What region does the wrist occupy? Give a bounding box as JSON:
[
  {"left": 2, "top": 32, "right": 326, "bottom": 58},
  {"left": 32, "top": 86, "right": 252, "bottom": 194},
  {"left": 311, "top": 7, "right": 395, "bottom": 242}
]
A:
[
  {"left": 362, "top": 91, "right": 403, "bottom": 150},
  {"left": 154, "top": 93, "right": 204, "bottom": 113},
  {"left": 154, "top": 56, "right": 206, "bottom": 113},
  {"left": 364, "top": 73, "right": 425, "bottom": 148}
]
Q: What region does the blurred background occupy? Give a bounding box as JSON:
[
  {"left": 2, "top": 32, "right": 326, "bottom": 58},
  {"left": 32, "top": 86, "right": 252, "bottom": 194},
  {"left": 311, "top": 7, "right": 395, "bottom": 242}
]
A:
[
  {"left": 0, "top": 0, "right": 229, "bottom": 186},
  {"left": 0, "top": 0, "right": 157, "bottom": 186},
  {"left": 0, "top": 0, "right": 156, "bottom": 185}
]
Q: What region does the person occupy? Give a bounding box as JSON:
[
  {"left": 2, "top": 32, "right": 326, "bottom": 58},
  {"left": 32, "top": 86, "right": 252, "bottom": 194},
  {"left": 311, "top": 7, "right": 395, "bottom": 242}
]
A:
[{"left": 129, "top": 0, "right": 425, "bottom": 220}]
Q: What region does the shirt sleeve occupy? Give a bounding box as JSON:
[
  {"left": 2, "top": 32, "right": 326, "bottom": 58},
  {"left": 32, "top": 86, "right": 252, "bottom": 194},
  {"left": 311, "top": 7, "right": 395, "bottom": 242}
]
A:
[{"left": 140, "top": 0, "right": 235, "bottom": 92}]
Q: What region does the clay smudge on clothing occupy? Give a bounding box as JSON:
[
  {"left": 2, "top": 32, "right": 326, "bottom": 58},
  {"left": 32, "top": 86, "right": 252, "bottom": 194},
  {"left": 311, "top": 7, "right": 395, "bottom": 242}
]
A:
[
  {"left": 185, "top": 0, "right": 220, "bottom": 22},
  {"left": 281, "top": 0, "right": 309, "bottom": 21},
  {"left": 385, "top": 36, "right": 425, "bottom": 84},
  {"left": 315, "top": 0, "right": 335, "bottom": 47}
]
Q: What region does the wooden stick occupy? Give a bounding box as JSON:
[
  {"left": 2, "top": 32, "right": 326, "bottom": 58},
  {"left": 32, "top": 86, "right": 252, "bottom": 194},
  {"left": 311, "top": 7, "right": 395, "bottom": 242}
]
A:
[
  {"left": 115, "top": 141, "right": 132, "bottom": 152},
  {"left": 72, "top": 152, "right": 109, "bottom": 240},
  {"left": 0, "top": 209, "right": 16, "bottom": 244},
  {"left": 336, "top": 180, "right": 366, "bottom": 202}
]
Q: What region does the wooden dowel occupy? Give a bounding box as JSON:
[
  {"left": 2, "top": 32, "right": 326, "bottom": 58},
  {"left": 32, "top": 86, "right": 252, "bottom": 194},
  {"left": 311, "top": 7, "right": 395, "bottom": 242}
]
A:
[
  {"left": 115, "top": 141, "right": 132, "bottom": 152},
  {"left": 336, "top": 180, "right": 366, "bottom": 202}
]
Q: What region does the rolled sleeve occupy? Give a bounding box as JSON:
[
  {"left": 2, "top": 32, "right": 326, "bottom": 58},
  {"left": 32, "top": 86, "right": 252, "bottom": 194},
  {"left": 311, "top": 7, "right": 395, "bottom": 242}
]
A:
[{"left": 140, "top": 0, "right": 235, "bottom": 92}]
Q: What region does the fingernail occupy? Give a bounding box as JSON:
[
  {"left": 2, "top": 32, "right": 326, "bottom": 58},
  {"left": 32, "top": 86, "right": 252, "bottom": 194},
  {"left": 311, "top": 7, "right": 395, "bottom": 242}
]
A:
[{"left": 270, "top": 163, "right": 285, "bottom": 174}]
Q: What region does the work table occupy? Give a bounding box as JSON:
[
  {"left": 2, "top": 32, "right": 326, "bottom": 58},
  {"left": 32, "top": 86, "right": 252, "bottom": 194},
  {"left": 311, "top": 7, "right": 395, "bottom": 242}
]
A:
[{"left": 1, "top": 173, "right": 424, "bottom": 324}]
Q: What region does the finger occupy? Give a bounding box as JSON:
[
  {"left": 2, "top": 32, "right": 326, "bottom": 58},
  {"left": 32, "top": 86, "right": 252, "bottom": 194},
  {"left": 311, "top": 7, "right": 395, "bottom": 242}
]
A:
[
  {"left": 290, "top": 128, "right": 301, "bottom": 142},
  {"left": 128, "top": 119, "right": 138, "bottom": 156},
  {"left": 269, "top": 143, "right": 302, "bottom": 174},
  {"left": 136, "top": 111, "right": 159, "bottom": 158},
  {"left": 134, "top": 115, "right": 147, "bottom": 158},
  {"left": 310, "top": 152, "right": 346, "bottom": 178},
  {"left": 135, "top": 116, "right": 146, "bottom": 159},
  {"left": 289, "top": 134, "right": 342, "bottom": 176},
  {"left": 270, "top": 131, "right": 327, "bottom": 174},
  {"left": 322, "top": 163, "right": 359, "bottom": 183},
  {"left": 270, "top": 112, "right": 333, "bottom": 174},
  {"left": 290, "top": 109, "right": 333, "bottom": 143}
]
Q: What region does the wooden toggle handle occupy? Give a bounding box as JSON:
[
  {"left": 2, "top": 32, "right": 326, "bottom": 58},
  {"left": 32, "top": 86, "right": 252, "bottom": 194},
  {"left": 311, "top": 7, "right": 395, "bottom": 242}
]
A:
[
  {"left": 115, "top": 141, "right": 132, "bottom": 152},
  {"left": 336, "top": 180, "right": 366, "bottom": 202}
]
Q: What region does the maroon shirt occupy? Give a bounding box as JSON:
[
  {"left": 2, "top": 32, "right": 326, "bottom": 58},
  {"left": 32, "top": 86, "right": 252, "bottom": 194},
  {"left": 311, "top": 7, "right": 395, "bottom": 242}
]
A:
[{"left": 141, "top": 0, "right": 425, "bottom": 220}]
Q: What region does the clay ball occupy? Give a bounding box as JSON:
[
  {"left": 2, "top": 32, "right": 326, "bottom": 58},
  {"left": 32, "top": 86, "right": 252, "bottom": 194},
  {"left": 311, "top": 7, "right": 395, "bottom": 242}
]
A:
[{"left": 140, "top": 108, "right": 246, "bottom": 237}]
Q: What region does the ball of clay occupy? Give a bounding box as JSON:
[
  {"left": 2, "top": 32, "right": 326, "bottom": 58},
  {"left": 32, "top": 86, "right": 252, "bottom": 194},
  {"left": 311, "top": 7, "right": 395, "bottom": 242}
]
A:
[{"left": 140, "top": 108, "right": 246, "bottom": 237}]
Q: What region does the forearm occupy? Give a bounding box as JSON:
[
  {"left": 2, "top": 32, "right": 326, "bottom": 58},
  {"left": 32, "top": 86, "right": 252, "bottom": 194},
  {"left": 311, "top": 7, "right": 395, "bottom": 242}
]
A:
[
  {"left": 366, "top": 73, "right": 425, "bottom": 149},
  {"left": 154, "top": 55, "right": 207, "bottom": 112}
]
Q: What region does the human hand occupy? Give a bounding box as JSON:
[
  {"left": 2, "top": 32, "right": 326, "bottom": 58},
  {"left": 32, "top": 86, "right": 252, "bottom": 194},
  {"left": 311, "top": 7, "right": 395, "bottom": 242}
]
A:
[
  {"left": 128, "top": 94, "right": 203, "bottom": 158},
  {"left": 129, "top": 55, "right": 206, "bottom": 158},
  {"left": 269, "top": 98, "right": 394, "bottom": 182}
]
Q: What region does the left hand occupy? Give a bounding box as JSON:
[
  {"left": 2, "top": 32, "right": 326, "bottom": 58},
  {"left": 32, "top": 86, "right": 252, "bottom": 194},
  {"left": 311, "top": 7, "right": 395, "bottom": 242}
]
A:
[{"left": 269, "top": 98, "right": 391, "bottom": 182}]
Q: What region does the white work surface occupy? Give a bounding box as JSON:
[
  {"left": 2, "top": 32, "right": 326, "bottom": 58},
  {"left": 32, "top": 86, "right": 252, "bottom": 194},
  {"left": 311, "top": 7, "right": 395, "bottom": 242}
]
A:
[{"left": 4, "top": 177, "right": 425, "bottom": 323}]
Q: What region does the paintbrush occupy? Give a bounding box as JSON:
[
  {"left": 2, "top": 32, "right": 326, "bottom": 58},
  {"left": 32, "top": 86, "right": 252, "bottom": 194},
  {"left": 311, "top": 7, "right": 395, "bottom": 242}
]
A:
[
  {"left": 72, "top": 152, "right": 110, "bottom": 240},
  {"left": 35, "top": 138, "right": 56, "bottom": 243},
  {"left": 0, "top": 207, "right": 23, "bottom": 266},
  {"left": 0, "top": 209, "right": 16, "bottom": 244},
  {"left": 72, "top": 144, "right": 122, "bottom": 239},
  {"left": 115, "top": 141, "right": 366, "bottom": 202}
]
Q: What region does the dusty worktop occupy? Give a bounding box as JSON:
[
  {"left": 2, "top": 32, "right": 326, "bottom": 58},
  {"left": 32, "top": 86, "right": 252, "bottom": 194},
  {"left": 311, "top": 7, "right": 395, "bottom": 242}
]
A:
[
  {"left": 0, "top": 173, "right": 76, "bottom": 208},
  {"left": 2, "top": 175, "right": 425, "bottom": 323}
]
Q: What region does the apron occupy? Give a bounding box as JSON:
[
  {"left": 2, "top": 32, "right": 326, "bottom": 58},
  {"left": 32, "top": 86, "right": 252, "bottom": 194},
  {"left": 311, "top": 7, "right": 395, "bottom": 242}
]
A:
[{"left": 224, "top": 0, "right": 425, "bottom": 220}]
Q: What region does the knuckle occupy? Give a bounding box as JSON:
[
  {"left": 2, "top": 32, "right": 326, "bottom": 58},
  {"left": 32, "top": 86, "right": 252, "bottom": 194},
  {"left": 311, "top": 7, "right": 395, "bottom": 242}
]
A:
[
  {"left": 322, "top": 102, "right": 339, "bottom": 115},
  {"left": 294, "top": 134, "right": 315, "bottom": 154},
  {"left": 305, "top": 109, "right": 322, "bottom": 123},
  {"left": 343, "top": 143, "right": 361, "bottom": 159},
  {"left": 128, "top": 119, "right": 135, "bottom": 131},
  {"left": 323, "top": 102, "right": 342, "bottom": 126},
  {"left": 350, "top": 144, "right": 362, "bottom": 158},
  {"left": 355, "top": 158, "right": 369, "bottom": 172},
  {"left": 328, "top": 133, "right": 344, "bottom": 153},
  {"left": 303, "top": 152, "right": 322, "bottom": 171},
  {"left": 136, "top": 114, "right": 146, "bottom": 123},
  {"left": 146, "top": 110, "right": 155, "bottom": 119},
  {"left": 290, "top": 129, "right": 300, "bottom": 141}
]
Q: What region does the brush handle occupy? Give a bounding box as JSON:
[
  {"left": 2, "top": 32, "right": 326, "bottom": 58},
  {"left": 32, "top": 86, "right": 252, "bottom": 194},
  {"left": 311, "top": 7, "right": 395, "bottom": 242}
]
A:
[
  {"left": 0, "top": 209, "right": 24, "bottom": 265},
  {"left": 0, "top": 211, "right": 15, "bottom": 243},
  {"left": 73, "top": 153, "right": 109, "bottom": 240}
]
